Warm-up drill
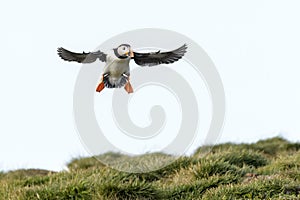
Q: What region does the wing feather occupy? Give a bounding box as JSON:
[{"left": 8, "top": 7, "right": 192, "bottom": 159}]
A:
[
  {"left": 133, "top": 44, "right": 187, "bottom": 67},
  {"left": 57, "top": 47, "right": 107, "bottom": 63}
]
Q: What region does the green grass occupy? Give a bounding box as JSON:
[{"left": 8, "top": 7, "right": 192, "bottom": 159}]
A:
[{"left": 1, "top": 137, "right": 299, "bottom": 199}]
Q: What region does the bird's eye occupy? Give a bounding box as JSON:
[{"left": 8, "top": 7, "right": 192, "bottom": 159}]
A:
[{"left": 123, "top": 47, "right": 126, "bottom": 50}]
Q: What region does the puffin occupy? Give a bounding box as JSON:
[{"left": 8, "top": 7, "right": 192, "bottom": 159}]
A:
[{"left": 57, "top": 44, "right": 187, "bottom": 93}]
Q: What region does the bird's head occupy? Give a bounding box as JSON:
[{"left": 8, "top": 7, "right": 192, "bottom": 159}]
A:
[{"left": 114, "top": 44, "right": 134, "bottom": 59}]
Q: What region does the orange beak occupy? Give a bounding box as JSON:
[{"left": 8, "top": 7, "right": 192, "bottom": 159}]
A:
[
  {"left": 125, "top": 49, "right": 134, "bottom": 58},
  {"left": 129, "top": 49, "right": 134, "bottom": 58}
]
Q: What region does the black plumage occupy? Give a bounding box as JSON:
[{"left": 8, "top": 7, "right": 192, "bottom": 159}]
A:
[
  {"left": 132, "top": 44, "right": 187, "bottom": 67},
  {"left": 103, "top": 73, "right": 129, "bottom": 88},
  {"left": 57, "top": 47, "right": 107, "bottom": 63}
]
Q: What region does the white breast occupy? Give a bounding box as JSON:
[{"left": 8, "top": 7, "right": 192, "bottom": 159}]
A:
[{"left": 103, "top": 50, "right": 130, "bottom": 76}]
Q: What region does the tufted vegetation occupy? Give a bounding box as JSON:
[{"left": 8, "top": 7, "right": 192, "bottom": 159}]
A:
[{"left": 1, "top": 137, "right": 299, "bottom": 199}]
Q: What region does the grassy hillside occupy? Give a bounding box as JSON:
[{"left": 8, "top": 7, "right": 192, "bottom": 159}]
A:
[{"left": 1, "top": 137, "right": 300, "bottom": 199}]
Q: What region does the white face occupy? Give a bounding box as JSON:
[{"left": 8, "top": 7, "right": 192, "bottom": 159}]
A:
[{"left": 117, "top": 45, "right": 130, "bottom": 57}]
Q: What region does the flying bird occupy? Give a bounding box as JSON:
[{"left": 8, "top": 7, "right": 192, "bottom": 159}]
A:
[{"left": 57, "top": 44, "right": 187, "bottom": 93}]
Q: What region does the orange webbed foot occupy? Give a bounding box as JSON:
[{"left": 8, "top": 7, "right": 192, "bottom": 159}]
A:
[
  {"left": 96, "top": 75, "right": 105, "bottom": 93},
  {"left": 96, "top": 82, "right": 105, "bottom": 92},
  {"left": 124, "top": 81, "right": 134, "bottom": 94}
]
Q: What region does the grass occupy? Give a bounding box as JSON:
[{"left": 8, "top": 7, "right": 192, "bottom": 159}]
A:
[{"left": 1, "top": 136, "right": 299, "bottom": 199}]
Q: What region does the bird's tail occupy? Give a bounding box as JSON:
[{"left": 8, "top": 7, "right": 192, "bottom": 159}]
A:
[{"left": 103, "top": 74, "right": 128, "bottom": 88}]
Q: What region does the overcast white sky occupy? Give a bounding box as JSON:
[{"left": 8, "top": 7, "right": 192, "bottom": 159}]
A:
[{"left": 0, "top": 0, "right": 300, "bottom": 172}]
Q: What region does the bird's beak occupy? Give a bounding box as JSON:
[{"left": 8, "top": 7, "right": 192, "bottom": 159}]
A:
[
  {"left": 129, "top": 49, "right": 134, "bottom": 58},
  {"left": 125, "top": 49, "right": 134, "bottom": 58}
]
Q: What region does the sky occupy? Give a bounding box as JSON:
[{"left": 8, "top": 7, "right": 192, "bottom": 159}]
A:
[{"left": 0, "top": 0, "right": 300, "bottom": 172}]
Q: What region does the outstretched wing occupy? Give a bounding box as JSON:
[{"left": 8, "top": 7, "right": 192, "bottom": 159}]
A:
[
  {"left": 133, "top": 44, "right": 187, "bottom": 67},
  {"left": 57, "top": 47, "right": 107, "bottom": 63}
]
